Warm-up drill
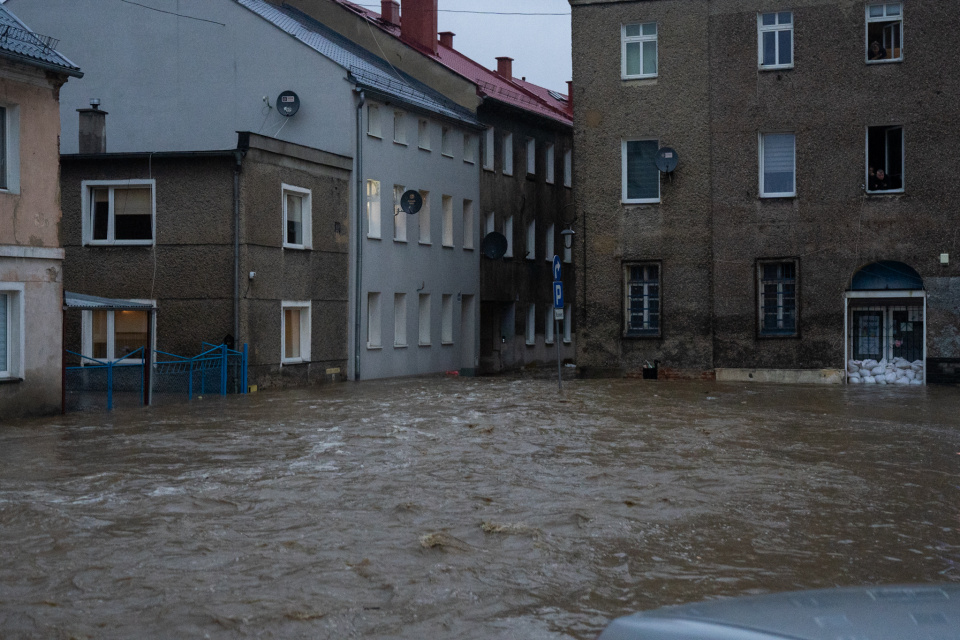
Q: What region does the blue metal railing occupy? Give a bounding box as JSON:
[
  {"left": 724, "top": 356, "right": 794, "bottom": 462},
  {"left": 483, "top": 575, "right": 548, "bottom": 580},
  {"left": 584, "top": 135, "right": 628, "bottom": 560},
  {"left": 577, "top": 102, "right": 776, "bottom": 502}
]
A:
[
  {"left": 65, "top": 343, "right": 247, "bottom": 412},
  {"left": 64, "top": 347, "right": 145, "bottom": 411}
]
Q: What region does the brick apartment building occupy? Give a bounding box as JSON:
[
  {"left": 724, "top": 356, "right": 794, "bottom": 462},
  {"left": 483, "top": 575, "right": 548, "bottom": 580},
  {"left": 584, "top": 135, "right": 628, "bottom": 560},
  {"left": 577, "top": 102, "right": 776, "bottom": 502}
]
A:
[{"left": 570, "top": 0, "right": 960, "bottom": 383}]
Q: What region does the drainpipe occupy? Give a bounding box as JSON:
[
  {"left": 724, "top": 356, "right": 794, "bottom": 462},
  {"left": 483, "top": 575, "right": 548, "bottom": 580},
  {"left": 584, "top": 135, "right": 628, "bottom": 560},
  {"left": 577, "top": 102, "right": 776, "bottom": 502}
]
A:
[
  {"left": 354, "top": 89, "right": 366, "bottom": 380},
  {"left": 233, "top": 149, "right": 245, "bottom": 348}
]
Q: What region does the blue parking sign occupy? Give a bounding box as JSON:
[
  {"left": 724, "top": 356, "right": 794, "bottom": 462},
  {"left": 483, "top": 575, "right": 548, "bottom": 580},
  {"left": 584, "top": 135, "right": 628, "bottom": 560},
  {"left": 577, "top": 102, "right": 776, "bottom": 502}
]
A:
[{"left": 553, "top": 281, "right": 564, "bottom": 309}]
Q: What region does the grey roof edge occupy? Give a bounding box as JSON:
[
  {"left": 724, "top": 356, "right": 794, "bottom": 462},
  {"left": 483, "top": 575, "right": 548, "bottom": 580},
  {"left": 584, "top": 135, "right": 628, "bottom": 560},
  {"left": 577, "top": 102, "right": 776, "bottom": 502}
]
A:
[
  {"left": 238, "top": 131, "right": 353, "bottom": 170},
  {"left": 0, "top": 5, "right": 82, "bottom": 77},
  {"left": 64, "top": 292, "right": 155, "bottom": 311},
  {"left": 349, "top": 75, "right": 484, "bottom": 131}
]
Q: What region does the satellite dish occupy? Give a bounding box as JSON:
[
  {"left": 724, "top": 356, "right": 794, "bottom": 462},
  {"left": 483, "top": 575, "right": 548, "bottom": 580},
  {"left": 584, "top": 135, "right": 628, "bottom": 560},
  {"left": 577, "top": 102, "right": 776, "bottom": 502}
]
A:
[
  {"left": 481, "top": 232, "right": 508, "bottom": 259},
  {"left": 277, "top": 90, "right": 300, "bottom": 117},
  {"left": 655, "top": 146, "right": 679, "bottom": 173},
  {"left": 400, "top": 190, "right": 423, "bottom": 214}
]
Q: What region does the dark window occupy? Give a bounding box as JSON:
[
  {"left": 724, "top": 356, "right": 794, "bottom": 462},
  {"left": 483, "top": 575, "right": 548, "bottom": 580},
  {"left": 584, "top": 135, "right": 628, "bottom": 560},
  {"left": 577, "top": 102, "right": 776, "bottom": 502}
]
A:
[
  {"left": 87, "top": 184, "right": 153, "bottom": 244},
  {"left": 759, "top": 261, "right": 797, "bottom": 336},
  {"left": 623, "top": 140, "right": 659, "bottom": 202},
  {"left": 866, "top": 3, "right": 902, "bottom": 62},
  {"left": 625, "top": 263, "right": 660, "bottom": 336},
  {"left": 867, "top": 126, "right": 903, "bottom": 192},
  {"left": 0, "top": 106, "right": 6, "bottom": 190}
]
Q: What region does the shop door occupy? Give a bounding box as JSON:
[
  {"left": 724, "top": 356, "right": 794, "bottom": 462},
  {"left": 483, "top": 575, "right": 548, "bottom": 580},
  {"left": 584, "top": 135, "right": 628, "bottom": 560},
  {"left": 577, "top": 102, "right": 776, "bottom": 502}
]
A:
[{"left": 852, "top": 310, "right": 884, "bottom": 361}]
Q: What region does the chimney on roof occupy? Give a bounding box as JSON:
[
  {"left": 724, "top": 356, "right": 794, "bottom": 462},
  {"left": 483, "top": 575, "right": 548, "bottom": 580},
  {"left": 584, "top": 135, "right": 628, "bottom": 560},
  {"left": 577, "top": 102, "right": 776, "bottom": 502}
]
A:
[
  {"left": 567, "top": 80, "right": 573, "bottom": 111},
  {"left": 496, "top": 56, "right": 513, "bottom": 80},
  {"left": 438, "top": 31, "right": 454, "bottom": 49},
  {"left": 381, "top": 0, "right": 399, "bottom": 27},
  {"left": 77, "top": 99, "right": 107, "bottom": 154},
  {"left": 400, "top": 0, "right": 438, "bottom": 54}
]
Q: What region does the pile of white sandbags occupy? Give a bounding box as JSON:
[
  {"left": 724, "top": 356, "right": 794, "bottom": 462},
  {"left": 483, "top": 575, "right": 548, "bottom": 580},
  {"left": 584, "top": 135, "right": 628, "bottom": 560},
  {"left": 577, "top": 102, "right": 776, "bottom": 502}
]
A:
[{"left": 846, "top": 358, "right": 923, "bottom": 385}]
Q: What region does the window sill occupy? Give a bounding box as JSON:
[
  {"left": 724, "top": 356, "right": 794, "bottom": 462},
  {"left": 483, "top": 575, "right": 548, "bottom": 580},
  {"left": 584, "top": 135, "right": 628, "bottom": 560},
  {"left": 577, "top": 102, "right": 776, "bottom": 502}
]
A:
[
  {"left": 866, "top": 58, "right": 903, "bottom": 65},
  {"left": 441, "top": 341, "right": 454, "bottom": 346},
  {"left": 419, "top": 241, "right": 432, "bottom": 246},
  {"left": 419, "top": 146, "right": 431, "bottom": 152},
  {"left": 865, "top": 189, "right": 905, "bottom": 196},
  {"left": 281, "top": 358, "right": 309, "bottom": 365},
  {"left": 464, "top": 159, "right": 475, "bottom": 165},
  {"left": 464, "top": 246, "right": 474, "bottom": 251},
  {"left": 441, "top": 153, "right": 454, "bottom": 159},
  {"left": 545, "top": 340, "right": 555, "bottom": 346},
  {"left": 483, "top": 166, "right": 494, "bottom": 172},
  {"left": 624, "top": 332, "right": 661, "bottom": 339},
  {"left": 367, "top": 133, "right": 382, "bottom": 139},
  {"left": 418, "top": 342, "right": 431, "bottom": 347},
  {"left": 525, "top": 341, "right": 535, "bottom": 347},
  {"left": 757, "top": 333, "right": 799, "bottom": 339},
  {"left": 621, "top": 199, "right": 660, "bottom": 205},
  {"left": 394, "top": 343, "right": 407, "bottom": 348},
  {"left": 503, "top": 172, "right": 514, "bottom": 177},
  {"left": 393, "top": 140, "right": 407, "bottom": 146},
  {"left": 367, "top": 235, "right": 382, "bottom": 240},
  {"left": 758, "top": 64, "right": 794, "bottom": 71},
  {"left": 759, "top": 194, "right": 796, "bottom": 199},
  {"left": 546, "top": 180, "right": 555, "bottom": 186},
  {"left": 394, "top": 238, "right": 407, "bottom": 244},
  {"left": 283, "top": 244, "right": 310, "bottom": 251},
  {"left": 562, "top": 340, "right": 572, "bottom": 345},
  {"left": 442, "top": 244, "right": 454, "bottom": 249},
  {"left": 564, "top": 184, "right": 572, "bottom": 189},
  {"left": 366, "top": 344, "right": 382, "bottom": 350},
  {"left": 85, "top": 240, "right": 155, "bottom": 247},
  {"left": 0, "top": 376, "right": 23, "bottom": 384}
]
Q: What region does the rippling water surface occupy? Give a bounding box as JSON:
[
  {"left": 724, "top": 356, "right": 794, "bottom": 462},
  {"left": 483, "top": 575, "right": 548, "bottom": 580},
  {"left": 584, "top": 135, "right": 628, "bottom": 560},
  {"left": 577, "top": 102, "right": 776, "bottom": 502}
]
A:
[{"left": 1, "top": 377, "right": 959, "bottom": 639}]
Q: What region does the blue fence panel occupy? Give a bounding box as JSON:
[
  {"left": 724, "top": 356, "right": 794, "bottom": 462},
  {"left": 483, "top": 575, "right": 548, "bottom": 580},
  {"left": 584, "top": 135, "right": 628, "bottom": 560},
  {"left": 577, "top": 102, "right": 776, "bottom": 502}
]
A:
[{"left": 64, "top": 348, "right": 144, "bottom": 412}]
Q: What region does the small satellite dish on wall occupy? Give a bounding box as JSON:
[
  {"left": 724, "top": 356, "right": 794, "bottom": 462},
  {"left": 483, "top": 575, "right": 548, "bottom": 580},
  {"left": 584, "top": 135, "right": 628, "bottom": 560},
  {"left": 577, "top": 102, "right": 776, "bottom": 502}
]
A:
[
  {"left": 277, "top": 90, "right": 300, "bottom": 117},
  {"left": 400, "top": 190, "right": 423, "bottom": 214},
  {"left": 655, "top": 146, "right": 679, "bottom": 173},
  {"left": 481, "top": 232, "right": 508, "bottom": 259}
]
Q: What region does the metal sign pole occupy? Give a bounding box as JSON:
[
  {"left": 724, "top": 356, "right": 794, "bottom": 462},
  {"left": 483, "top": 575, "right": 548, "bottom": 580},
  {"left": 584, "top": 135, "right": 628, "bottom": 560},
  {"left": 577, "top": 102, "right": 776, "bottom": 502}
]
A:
[{"left": 556, "top": 316, "right": 562, "bottom": 392}]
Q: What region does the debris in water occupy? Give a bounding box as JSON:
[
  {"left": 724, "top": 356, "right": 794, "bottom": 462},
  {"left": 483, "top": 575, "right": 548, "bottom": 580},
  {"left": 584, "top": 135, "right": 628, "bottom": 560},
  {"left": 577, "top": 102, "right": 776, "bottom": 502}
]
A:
[
  {"left": 481, "top": 521, "right": 540, "bottom": 536},
  {"left": 419, "top": 532, "right": 471, "bottom": 551}
]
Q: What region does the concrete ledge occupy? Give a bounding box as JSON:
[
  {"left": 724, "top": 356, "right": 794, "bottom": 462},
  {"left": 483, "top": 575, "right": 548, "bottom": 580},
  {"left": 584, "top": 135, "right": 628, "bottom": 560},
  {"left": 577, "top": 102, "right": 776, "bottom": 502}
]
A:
[{"left": 715, "top": 368, "right": 844, "bottom": 384}]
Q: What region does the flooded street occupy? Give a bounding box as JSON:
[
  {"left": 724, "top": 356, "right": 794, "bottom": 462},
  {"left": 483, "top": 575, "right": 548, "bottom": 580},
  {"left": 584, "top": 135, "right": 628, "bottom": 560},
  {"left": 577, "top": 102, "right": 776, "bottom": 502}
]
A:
[{"left": 1, "top": 377, "right": 959, "bottom": 639}]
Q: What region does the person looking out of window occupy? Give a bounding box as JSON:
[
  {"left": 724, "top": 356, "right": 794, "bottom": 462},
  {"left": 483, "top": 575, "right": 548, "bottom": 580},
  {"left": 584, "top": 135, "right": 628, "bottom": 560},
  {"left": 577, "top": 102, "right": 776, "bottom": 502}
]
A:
[{"left": 868, "top": 40, "right": 887, "bottom": 60}]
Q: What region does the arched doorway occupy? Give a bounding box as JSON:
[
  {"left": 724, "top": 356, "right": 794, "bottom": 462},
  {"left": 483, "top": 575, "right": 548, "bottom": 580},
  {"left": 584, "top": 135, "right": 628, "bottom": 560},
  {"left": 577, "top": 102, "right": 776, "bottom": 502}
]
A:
[{"left": 845, "top": 261, "right": 925, "bottom": 384}]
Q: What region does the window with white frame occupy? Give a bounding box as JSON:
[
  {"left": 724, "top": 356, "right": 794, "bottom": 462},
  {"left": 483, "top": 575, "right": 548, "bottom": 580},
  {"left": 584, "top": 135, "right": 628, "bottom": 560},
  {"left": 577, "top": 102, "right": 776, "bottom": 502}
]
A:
[
  {"left": 418, "top": 293, "right": 431, "bottom": 346},
  {"left": 393, "top": 110, "right": 406, "bottom": 145},
  {"left": 367, "top": 292, "right": 382, "bottom": 348},
  {"left": 83, "top": 180, "right": 155, "bottom": 245},
  {"left": 526, "top": 219, "right": 536, "bottom": 260},
  {"left": 624, "top": 262, "right": 660, "bottom": 337},
  {"left": 759, "top": 133, "right": 796, "bottom": 197},
  {"left": 463, "top": 199, "right": 474, "bottom": 250},
  {"left": 394, "top": 293, "right": 407, "bottom": 347},
  {"left": 418, "top": 190, "right": 431, "bottom": 244},
  {"left": 545, "top": 304, "right": 555, "bottom": 344},
  {"left": 622, "top": 22, "right": 658, "bottom": 79},
  {"left": 83, "top": 303, "right": 154, "bottom": 362},
  {"left": 563, "top": 304, "right": 572, "bottom": 343},
  {"left": 367, "top": 104, "right": 381, "bottom": 138},
  {"left": 525, "top": 304, "right": 536, "bottom": 345},
  {"left": 442, "top": 195, "right": 454, "bottom": 247},
  {"left": 526, "top": 137, "right": 536, "bottom": 175},
  {"left": 564, "top": 149, "right": 572, "bottom": 188},
  {"left": 366, "top": 179, "right": 381, "bottom": 238},
  {"left": 441, "top": 126, "right": 453, "bottom": 157},
  {"left": 483, "top": 127, "right": 495, "bottom": 170},
  {"left": 418, "top": 118, "right": 430, "bottom": 150},
  {"left": 282, "top": 184, "right": 312, "bottom": 249},
  {"left": 758, "top": 260, "right": 798, "bottom": 336},
  {"left": 393, "top": 184, "right": 406, "bottom": 242},
  {"left": 622, "top": 140, "right": 660, "bottom": 203},
  {"left": 546, "top": 143, "right": 555, "bottom": 184},
  {"left": 0, "top": 104, "right": 20, "bottom": 193},
  {"left": 441, "top": 294, "right": 454, "bottom": 344},
  {"left": 866, "top": 3, "right": 902, "bottom": 63},
  {"left": 758, "top": 12, "right": 793, "bottom": 69},
  {"left": 0, "top": 285, "right": 23, "bottom": 379},
  {"left": 545, "top": 223, "right": 555, "bottom": 261},
  {"left": 281, "top": 301, "right": 311, "bottom": 364},
  {"left": 504, "top": 216, "right": 514, "bottom": 258},
  {"left": 464, "top": 133, "right": 477, "bottom": 164},
  {"left": 866, "top": 125, "right": 904, "bottom": 193},
  {"left": 502, "top": 132, "right": 514, "bottom": 175},
  {"left": 484, "top": 211, "right": 495, "bottom": 236}
]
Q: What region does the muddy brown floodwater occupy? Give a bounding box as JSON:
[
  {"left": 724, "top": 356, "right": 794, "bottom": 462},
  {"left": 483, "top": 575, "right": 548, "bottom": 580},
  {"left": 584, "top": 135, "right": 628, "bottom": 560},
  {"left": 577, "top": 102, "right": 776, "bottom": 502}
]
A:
[{"left": 1, "top": 377, "right": 959, "bottom": 639}]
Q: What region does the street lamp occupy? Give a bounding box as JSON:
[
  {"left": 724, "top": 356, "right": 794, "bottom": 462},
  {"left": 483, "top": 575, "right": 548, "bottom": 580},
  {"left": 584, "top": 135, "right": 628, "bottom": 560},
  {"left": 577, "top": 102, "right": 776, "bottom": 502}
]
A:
[{"left": 561, "top": 227, "right": 575, "bottom": 249}]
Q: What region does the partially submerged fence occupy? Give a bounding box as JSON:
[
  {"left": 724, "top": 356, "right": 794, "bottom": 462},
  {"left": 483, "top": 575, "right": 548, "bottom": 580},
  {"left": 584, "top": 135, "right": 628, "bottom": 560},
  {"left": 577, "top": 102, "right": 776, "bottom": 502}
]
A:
[{"left": 64, "top": 343, "right": 247, "bottom": 412}]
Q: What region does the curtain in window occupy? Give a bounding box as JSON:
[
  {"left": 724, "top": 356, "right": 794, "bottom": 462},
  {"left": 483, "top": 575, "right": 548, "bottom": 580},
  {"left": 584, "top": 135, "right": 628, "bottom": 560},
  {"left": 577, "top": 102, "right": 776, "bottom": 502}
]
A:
[
  {"left": 626, "top": 140, "right": 659, "bottom": 200},
  {"left": 762, "top": 134, "right": 795, "bottom": 194},
  {"left": 114, "top": 187, "right": 153, "bottom": 240},
  {"left": 285, "top": 309, "right": 301, "bottom": 359},
  {"left": 286, "top": 193, "right": 303, "bottom": 245},
  {"left": 0, "top": 293, "right": 8, "bottom": 371}
]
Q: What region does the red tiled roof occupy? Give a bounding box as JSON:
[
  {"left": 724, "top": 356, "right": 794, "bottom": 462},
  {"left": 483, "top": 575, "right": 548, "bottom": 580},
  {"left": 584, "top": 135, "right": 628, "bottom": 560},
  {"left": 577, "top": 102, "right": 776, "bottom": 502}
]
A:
[{"left": 322, "top": 0, "right": 572, "bottom": 125}]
